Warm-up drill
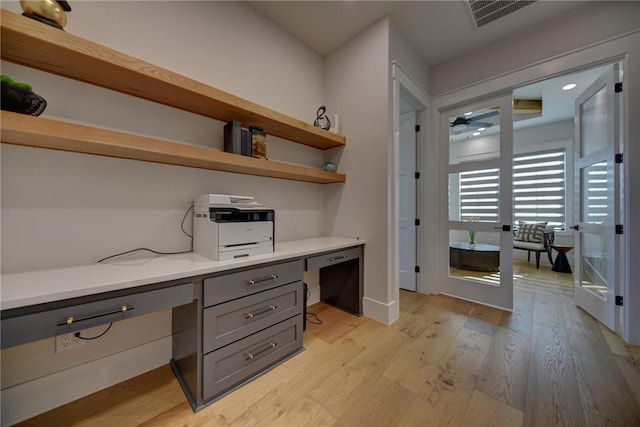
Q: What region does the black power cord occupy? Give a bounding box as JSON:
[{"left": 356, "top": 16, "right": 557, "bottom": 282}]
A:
[
  {"left": 75, "top": 323, "right": 113, "bottom": 340},
  {"left": 306, "top": 312, "right": 323, "bottom": 325},
  {"left": 97, "top": 205, "right": 194, "bottom": 263},
  {"left": 305, "top": 285, "right": 323, "bottom": 325}
]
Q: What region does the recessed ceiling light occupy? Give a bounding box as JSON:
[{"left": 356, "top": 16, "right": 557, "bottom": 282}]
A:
[
  {"left": 464, "top": 111, "right": 473, "bottom": 116},
  {"left": 563, "top": 83, "right": 577, "bottom": 91},
  {"left": 472, "top": 132, "right": 481, "bottom": 136},
  {"left": 477, "top": 127, "right": 486, "bottom": 131}
]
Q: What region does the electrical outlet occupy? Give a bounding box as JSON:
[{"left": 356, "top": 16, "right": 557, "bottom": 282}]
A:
[{"left": 55, "top": 332, "right": 85, "bottom": 352}]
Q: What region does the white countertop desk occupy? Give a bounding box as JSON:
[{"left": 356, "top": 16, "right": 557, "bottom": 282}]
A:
[{"left": 0, "top": 237, "right": 365, "bottom": 349}]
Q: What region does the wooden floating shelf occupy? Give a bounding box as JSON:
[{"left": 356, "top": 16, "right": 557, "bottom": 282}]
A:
[
  {"left": 0, "top": 9, "right": 345, "bottom": 150},
  {"left": 0, "top": 112, "right": 346, "bottom": 184}
]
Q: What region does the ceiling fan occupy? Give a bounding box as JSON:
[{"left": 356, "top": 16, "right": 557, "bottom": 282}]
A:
[{"left": 449, "top": 110, "right": 499, "bottom": 133}]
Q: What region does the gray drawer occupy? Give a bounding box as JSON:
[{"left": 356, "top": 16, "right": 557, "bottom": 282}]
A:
[
  {"left": 306, "top": 246, "right": 361, "bottom": 271},
  {"left": 203, "top": 315, "right": 303, "bottom": 401},
  {"left": 203, "top": 281, "right": 303, "bottom": 353},
  {"left": 1, "top": 281, "right": 194, "bottom": 349},
  {"left": 204, "top": 260, "right": 303, "bottom": 307}
]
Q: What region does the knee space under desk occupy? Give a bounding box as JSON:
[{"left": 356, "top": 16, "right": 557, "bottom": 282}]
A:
[{"left": 306, "top": 246, "right": 363, "bottom": 316}]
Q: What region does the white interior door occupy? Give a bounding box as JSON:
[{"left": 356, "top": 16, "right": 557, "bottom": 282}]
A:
[
  {"left": 573, "top": 66, "right": 620, "bottom": 331},
  {"left": 399, "top": 110, "right": 417, "bottom": 291},
  {"left": 440, "top": 94, "right": 514, "bottom": 310}
]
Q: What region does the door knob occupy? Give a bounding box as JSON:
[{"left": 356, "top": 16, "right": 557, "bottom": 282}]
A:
[{"left": 570, "top": 225, "right": 579, "bottom": 230}]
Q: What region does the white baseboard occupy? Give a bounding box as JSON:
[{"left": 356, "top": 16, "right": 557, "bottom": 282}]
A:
[
  {"left": 363, "top": 296, "right": 399, "bottom": 325},
  {"left": 1, "top": 336, "right": 172, "bottom": 427}
]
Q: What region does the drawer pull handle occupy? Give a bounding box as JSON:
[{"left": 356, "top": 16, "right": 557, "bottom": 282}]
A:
[
  {"left": 58, "top": 305, "right": 134, "bottom": 326},
  {"left": 245, "top": 305, "right": 278, "bottom": 319},
  {"left": 328, "top": 255, "right": 348, "bottom": 262},
  {"left": 246, "top": 341, "right": 278, "bottom": 361},
  {"left": 247, "top": 275, "right": 279, "bottom": 286}
]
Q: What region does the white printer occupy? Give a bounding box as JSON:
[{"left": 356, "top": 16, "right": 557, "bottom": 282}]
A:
[{"left": 193, "top": 194, "right": 274, "bottom": 261}]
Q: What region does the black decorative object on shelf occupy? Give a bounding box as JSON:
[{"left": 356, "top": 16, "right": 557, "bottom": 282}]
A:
[
  {"left": 223, "top": 120, "right": 242, "bottom": 154},
  {"left": 1, "top": 76, "right": 47, "bottom": 116},
  {"left": 223, "top": 120, "right": 253, "bottom": 157},
  {"left": 21, "top": 0, "right": 72, "bottom": 30},
  {"left": 313, "top": 105, "right": 331, "bottom": 130}
]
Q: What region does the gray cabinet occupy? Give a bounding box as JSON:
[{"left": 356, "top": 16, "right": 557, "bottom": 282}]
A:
[
  {"left": 203, "top": 281, "right": 303, "bottom": 353},
  {"left": 203, "top": 260, "right": 302, "bottom": 306},
  {"left": 203, "top": 315, "right": 302, "bottom": 400},
  {"left": 306, "top": 246, "right": 361, "bottom": 270},
  {"left": 171, "top": 259, "right": 304, "bottom": 411}
]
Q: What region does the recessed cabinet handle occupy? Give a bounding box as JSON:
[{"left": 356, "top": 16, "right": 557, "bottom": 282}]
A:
[
  {"left": 245, "top": 305, "right": 278, "bottom": 319},
  {"left": 246, "top": 341, "right": 278, "bottom": 361},
  {"left": 58, "top": 305, "right": 134, "bottom": 326},
  {"left": 328, "top": 255, "right": 348, "bottom": 262},
  {"left": 247, "top": 275, "right": 279, "bottom": 286}
]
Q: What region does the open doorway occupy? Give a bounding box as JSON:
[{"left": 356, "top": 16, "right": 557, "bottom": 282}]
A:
[
  {"left": 449, "top": 59, "right": 624, "bottom": 338},
  {"left": 392, "top": 62, "right": 429, "bottom": 302}
]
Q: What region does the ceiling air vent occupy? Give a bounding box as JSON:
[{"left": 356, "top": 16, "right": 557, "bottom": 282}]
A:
[{"left": 466, "top": 0, "right": 537, "bottom": 28}]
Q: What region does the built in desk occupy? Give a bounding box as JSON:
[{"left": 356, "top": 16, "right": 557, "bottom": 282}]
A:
[{"left": 0, "top": 237, "right": 364, "bottom": 411}]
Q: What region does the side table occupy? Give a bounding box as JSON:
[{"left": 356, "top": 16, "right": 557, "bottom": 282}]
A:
[
  {"left": 551, "top": 246, "right": 573, "bottom": 273},
  {"left": 449, "top": 242, "right": 500, "bottom": 272}
]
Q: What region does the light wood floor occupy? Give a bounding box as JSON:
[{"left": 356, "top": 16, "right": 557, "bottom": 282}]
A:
[{"left": 18, "top": 270, "right": 640, "bottom": 427}]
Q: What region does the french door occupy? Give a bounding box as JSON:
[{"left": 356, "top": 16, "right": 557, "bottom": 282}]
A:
[
  {"left": 573, "top": 65, "right": 621, "bottom": 331},
  {"left": 440, "top": 94, "right": 514, "bottom": 310}
]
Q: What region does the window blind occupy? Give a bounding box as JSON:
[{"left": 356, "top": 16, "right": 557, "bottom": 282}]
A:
[
  {"left": 584, "top": 161, "right": 608, "bottom": 224},
  {"left": 458, "top": 149, "right": 567, "bottom": 229},
  {"left": 459, "top": 168, "right": 500, "bottom": 222},
  {"left": 513, "top": 150, "right": 566, "bottom": 229}
]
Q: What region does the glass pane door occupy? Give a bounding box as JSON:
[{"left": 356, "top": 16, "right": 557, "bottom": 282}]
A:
[
  {"left": 574, "top": 65, "right": 620, "bottom": 331},
  {"left": 441, "top": 94, "right": 513, "bottom": 309}
]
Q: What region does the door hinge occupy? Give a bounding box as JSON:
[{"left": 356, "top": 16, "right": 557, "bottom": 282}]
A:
[
  {"left": 615, "top": 295, "right": 623, "bottom": 306},
  {"left": 415, "top": 266, "right": 420, "bottom": 273},
  {"left": 615, "top": 82, "right": 623, "bottom": 93},
  {"left": 616, "top": 224, "right": 623, "bottom": 234},
  {"left": 415, "top": 172, "right": 420, "bottom": 179},
  {"left": 415, "top": 124, "right": 421, "bottom": 132},
  {"left": 615, "top": 153, "right": 623, "bottom": 164},
  {"left": 415, "top": 219, "right": 420, "bottom": 226}
]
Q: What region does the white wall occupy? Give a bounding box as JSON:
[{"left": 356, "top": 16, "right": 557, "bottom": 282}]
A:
[
  {"left": 321, "top": 15, "right": 430, "bottom": 323},
  {"left": 1, "top": 1, "right": 327, "bottom": 424},
  {"left": 429, "top": 1, "right": 640, "bottom": 96},
  {"left": 323, "top": 18, "right": 391, "bottom": 322},
  {"left": 624, "top": 33, "right": 640, "bottom": 346},
  {"left": 1, "top": 0, "right": 327, "bottom": 273},
  {"left": 389, "top": 19, "right": 429, "bottom": 96}
]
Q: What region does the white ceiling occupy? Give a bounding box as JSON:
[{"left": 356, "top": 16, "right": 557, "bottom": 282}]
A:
[
  {"left": 447, "top": 64, "right": 611, "bottom": 141},
  {"left": 248, "top": 1, "right": 587, "bottom": 67},
  {"left": 249, "top": 1, "right": 608, "bottom": 131},
  {"left": 512, "top": 64, "right": 610, "bottom": 128}
]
